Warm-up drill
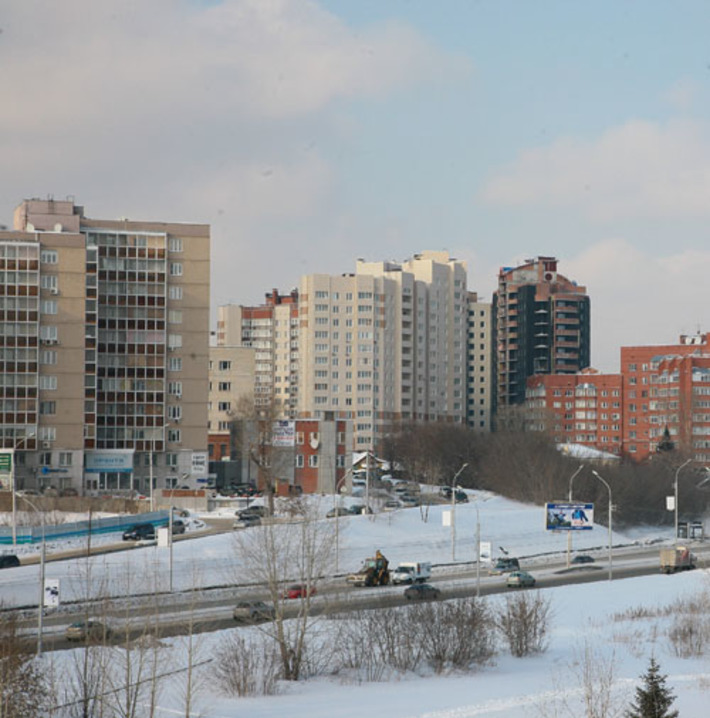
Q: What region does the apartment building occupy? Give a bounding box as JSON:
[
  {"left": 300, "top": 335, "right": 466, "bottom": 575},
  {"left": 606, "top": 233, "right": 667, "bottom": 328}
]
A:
[
  {"left": 1, "top": 197, "right": 209, "bottom": 495},
  {"left": 466, "top": 292, "right": 493, "bottom": 431},
  {"left": 494, "top": 257, "right": 590, "bottom": 410},
  {"left": 298, "top": 251, "right": 467, "bottom": 450},
  {"left": 207, "top": 345, "right": 255, "bottom": 462},
  {"left": 526, "top": 370, "right": 623, "bottom": 454}
]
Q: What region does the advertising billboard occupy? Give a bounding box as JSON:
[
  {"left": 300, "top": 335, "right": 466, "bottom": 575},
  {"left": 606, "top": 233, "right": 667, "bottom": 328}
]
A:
[
  {"left": 545, "top": 502, "right": 594, "bottom": 531},
  {"left": 272, "top": 420, "right": 295, "bottom": 447}
]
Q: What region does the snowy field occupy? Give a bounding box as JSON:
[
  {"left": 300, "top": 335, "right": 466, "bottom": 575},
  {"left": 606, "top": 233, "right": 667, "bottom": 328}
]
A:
[{"left": 2, "top": 491, "right": 708, "bottom": 715}]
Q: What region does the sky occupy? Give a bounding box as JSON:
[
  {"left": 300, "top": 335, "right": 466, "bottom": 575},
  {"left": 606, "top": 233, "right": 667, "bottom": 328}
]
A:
[{"left": 2, "top": 0, "right": 710, "bottom": 371}]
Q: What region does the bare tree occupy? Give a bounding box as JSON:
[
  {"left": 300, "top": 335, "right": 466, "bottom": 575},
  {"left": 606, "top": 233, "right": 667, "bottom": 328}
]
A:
[
  {"left": 233, "top": 502, "right": 336, "bottom": 681},
  {"left": 0, "top": 608, "right": 48, "bottom": 717},
  {"left": 496, "top": 591, "right": 552, "bottom": 658}
]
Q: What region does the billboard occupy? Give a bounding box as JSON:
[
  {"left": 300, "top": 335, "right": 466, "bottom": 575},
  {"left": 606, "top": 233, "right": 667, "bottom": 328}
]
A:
[
  {"left": 272, "top": 420, "right": 295, "bottom": 447},
  {"left": 545, "top": 502, "right": 594, "bottom": 531},
  {"left": 0, "top": 450, "right": 12, "bottom": 491},
  {"left": 85, "top": 450, "right": 134, "bottom": 473}
]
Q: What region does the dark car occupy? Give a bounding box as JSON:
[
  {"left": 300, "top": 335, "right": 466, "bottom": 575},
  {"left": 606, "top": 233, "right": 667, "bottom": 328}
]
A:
[
  {"left": 326, "top": 507, "right": 351, "bottom": 518},
  {"left": 237, "top": 505, "right": 267, "bottom": 519},
  {"left": 571, "top": 554, "right": 595, "bottom": 565},
  {"left": 489, "top": 557, "right": 520, "bottom": 575},
  {"left": 404, "top": 583, "right": 441, "bottom": 601},
  {"left": 122, "top": 523, "right": 156, "bottom": 541},
  {"left": 171, "top": 519, "right": 186, "bottom": 535},
  {"left": 232, "top": 600, "right": 275, "bottom": 622},
  {"left": 233, "top": 514, "right": 261, "bottom": 529},
  {"left": 0, "top": 555, "right": 20, "bottom": 569}
]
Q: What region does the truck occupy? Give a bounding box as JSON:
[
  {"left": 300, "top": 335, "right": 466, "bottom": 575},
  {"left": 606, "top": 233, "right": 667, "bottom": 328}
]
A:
[
  {"left": 346, "top": 550, "right": 390, "bottom": 587},
  {"left": 391, "top": 561, "right": 432, "bottom": 585},
  {"left": 660, "top": 546, "right": 696, "bottom": 574}
]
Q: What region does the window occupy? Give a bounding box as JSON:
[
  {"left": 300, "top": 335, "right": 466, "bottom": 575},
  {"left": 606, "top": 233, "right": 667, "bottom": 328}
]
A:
[
  {"left": 166, "top": 452, "right": 179, "bottom": 467},
  {"left": 218, "top": 381, "right": 231, "bottom": 391},
  {"left": 168, "top": 357, "right": 182, "bottom": 371},
  {"left": 218, "top": 360, "right": 232, "bottom": 370},
  {"left": 168, "top": 334, "right": 182, "bottom": 350},
  {"left": 40, "top": 275, "right": 58, "bottom": 290},
  {"left": 168, "top": 310, "right": 182, "bottom": 324},
  {"left": 38, "top": 426, "right": 56, "bottom": 441},
  {"left": 296, "top": 454, "right": 304, "bottom": 468},
  {"left": 39, "top": 401, "right": 56, "bottom": 415},
  {"left": 41, "top": 300, "right": 58, "bottom": 315},
  {"left": 41, "top": 250, "right": 58, "bottom": 264},
  {"left": 39, "top": 375, "right": 57, "bottom": 390},
  {"left": 218, "top": 401, "right": 231, "bottom": 411},
  {"left": 308, "top": 455, "right": 319, "bottom": 467},
  {"left": 41, "top": 350, "right": 57, "bottom": 365},
  {"left": 169, "top": 262, "right": 183, "bottom": 276},
  {"left": 168, "top": 381, "right": 183, "bottom": 396},
  {"left": 40, "top": 326, "right": 58, "bottom": 341},
  {"left": 168, "top": 405, "right": 182, "bottom": 421},
  {"left": 168, "top": 237, "right": 183, "bottom": 252},
  {"left": 168, "top": 429, "right": 181, "bottom": 443},
  {"left": 58, "top": 452, "right": 72, "bottom": 467},
  {"left": 169, "top": 286, "right": 183, "bottom": 300}
]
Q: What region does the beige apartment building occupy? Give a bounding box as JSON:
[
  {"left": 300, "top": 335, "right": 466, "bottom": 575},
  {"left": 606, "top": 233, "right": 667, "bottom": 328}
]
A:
[
  {"left": 299, "top": 251, "right": 468, "bottom": 450},
  {"left": 467, "top": 292, "right": 493, "bottom": 431},
  {"left": 0, "top": 198, "right": 210, "bottom": 496}
]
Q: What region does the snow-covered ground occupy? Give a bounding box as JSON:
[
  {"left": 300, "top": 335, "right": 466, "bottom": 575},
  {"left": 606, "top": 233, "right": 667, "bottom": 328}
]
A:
[{"left": 2, "top": 491, "right": 708, "bottom": 715}]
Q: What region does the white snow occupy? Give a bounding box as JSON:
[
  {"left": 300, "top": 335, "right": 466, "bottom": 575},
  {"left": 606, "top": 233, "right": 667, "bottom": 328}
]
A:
[{"left": 2, "top": 490, "right": 708, "bottom": 715}]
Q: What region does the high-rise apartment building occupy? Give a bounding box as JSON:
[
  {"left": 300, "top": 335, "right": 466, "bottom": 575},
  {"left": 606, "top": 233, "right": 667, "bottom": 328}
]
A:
[
  {"left": 299, "top": 251, "right": 467, "bottom": 449},
  {"left": 494, "top": 257, "right": 590, "bottom": 410},
  {"left": 1, "top": 198, "right": 210, "bottom": 495},
  {"left": 466, "top": 292, "right": 493, "bottom": 431}
]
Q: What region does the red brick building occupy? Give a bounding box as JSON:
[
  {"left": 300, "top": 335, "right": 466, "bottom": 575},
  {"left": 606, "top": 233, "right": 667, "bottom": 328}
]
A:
[{"left": 526, "top": 333, "right": 710, "bottom": 464}]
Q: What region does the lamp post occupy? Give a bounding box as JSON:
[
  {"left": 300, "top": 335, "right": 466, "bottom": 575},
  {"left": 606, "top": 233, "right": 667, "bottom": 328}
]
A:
[
  {"left": 591, "top": 470, "right": 613, "bottom": 581},
  {"left": 673, "top": 458, "right": 693, "bottom": 543},
  {"left": 450, "top": 462, "right": 469, "bottom": 562},
  {"left": 20, "top": 495, "right": 46, "bottom": 656},
  {"left": 566, "top": 465, "right": 585, "bottom": 567},
  {"left": 11, "top": 433, "right": 35, "bottom": 546}
]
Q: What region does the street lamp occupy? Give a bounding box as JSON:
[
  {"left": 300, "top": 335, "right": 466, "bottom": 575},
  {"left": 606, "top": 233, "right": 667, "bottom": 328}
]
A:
[
  {"left": 566, "top": 465, "right": 585, "bottom": 567},
  {"left": 591, "top": 469, "right": 613, "bottom": 581},
  {"left": 450, "top": 462, "right": 469, "bottom": 562},
  {"left": 11, "top": 433, "right": 35, "bottom": 546},
  {"left": 673, "top": 458, "right": 693, "bottom": 543},
  {"left": 20, "top": 495, "right": 46, "bottom": 656}
]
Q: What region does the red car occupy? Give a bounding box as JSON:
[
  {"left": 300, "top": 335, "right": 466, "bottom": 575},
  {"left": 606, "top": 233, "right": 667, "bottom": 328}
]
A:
[{"left": 283, "top": 584, "right": 316, "bottom": 599}]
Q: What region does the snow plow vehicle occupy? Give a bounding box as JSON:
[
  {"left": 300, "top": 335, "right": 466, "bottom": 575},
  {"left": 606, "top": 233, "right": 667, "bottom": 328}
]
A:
[
  {"left": 660, "top": 546, "right": 696, "bottom": 574},
  {"left": 346, "top": 550, "right": 391, "bottom": 587}
]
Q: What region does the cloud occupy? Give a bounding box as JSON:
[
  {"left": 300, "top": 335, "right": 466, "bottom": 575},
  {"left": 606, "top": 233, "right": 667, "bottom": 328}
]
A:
[
  {"left": 563, "top": 238, "right": 710, "bottom": 372},
  {"left": 480, "top": 119, "right": 710, "bottom": 221}
]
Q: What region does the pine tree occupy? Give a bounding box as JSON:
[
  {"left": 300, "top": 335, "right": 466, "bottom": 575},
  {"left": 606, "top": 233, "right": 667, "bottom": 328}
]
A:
[{"left": 626, "top": 657, "right": 679, "bottom": 718}]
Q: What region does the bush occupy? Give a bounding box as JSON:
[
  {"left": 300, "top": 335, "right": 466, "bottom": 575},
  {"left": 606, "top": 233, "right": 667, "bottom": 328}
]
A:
[
  {"left": 496, "top": 591, "right": 552, "bottom": 658},
  {"left": 213, "top": 633, "right": 281, "bottom": 697}
]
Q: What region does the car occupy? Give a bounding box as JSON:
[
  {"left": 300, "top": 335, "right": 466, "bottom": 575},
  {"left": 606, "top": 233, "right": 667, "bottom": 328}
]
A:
[
  {"left": 399, "top": 493, "right": 420, "bottom": 507},
  {"left": 571, "top": 554, "right": 595, "bottom": 565},
  {"left": 283, "top": 584, "right": 316, "bottom": 600},
  {"left": 171, "top": 519, "right": 186, "bottom": 535},
  {"left": 454, "top": 490, "right": 469, "bottom": 503},
  {"left": 404, "top": 583, "right": 441, "bottom": 601},
  {"left": 233, "top": 514, "right": 261, "bottom": 529},
  {"left": 383, "top": 499, "right": 401, "bottom": 511},
  {"left": 122, "top": 523, "right": 156, "bottom": 541},
  {"left": 0, "top": 555, "right": 20, "bottom": 569},
  {"left": 489, "top": 557, "right": 520, "bottom": 575},
  {"left": 326, "top": 507, "right": 351, "bottom": 518},
  {"left": 237, "top": 505, "right": 267, "bottom": 519},
  {"left": 506, "top": 570, "right": 536, "bottom": 588},
  {"left": 232, "top": 600, "right": 275, "bottom": 622},
  {"left": 347, "top": 504, "right": 372, "bottom": 515},
  {"left": 65, "top": 620, "right": 112, "bottom": 642}
]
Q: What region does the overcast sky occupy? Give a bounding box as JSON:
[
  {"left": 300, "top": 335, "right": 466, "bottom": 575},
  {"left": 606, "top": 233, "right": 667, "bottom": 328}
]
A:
[{"left": 2, "top": 0, "right": 710, "bottom": 372}]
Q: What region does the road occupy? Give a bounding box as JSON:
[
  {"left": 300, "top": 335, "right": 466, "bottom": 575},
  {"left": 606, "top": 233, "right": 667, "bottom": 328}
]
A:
[{"left": 14, "top": 539, "right": 708, "bottom": 653}]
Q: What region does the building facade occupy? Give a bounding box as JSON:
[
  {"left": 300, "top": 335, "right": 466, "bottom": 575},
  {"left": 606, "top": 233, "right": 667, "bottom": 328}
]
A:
[
  {"left": 466, "top": 292, "right": 493, "bottom": 431},
  {"left": 1, "top": 197, "right": 210, "bottom": 495},
  {"left": 494, "top": 257, "right": 590, "bottom": 410}
]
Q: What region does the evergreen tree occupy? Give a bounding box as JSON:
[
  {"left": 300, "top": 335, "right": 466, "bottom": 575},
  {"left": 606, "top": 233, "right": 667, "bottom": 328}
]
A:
[{"left": 626, "top": 657, "right": 678, "bottom": 718}]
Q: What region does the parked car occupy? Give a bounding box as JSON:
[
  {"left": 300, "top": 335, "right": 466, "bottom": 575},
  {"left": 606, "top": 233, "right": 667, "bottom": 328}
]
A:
[
  {"left": 122, "top": 523, "right": 156, "bottom": 541},
  {"left": 489, "top": 557, "right": 520, "bottom": 575},
  {"left": 571, "top": 554, "right": 595, "bottom": 565},
  {"left": 506, "top": 570, "right": 536, "bottom": 588},
  {"left": 65, "top": 620, "right": 111, "bottom": 642},
  {"left": 383, "top": 500, "right": 401, "bottom": 511},
  {"left": 326, "top": 507, "right": 351, "bottom": 518},
  {"left": 399, "top": 493, "right": 420, "bottom": 507},
  {"left": 0, "top": 555, "right": 20, "bottom": 569},
  {"left": 237, "top": 505, "right": 267, "bottom": 519},
  {"left": 347, "top": 504, "right": 372, "bottom": 515},
  {"left": 232, "top": 600, "right": 275, "bottom": 622},
  {"left": 233, "top": 514, "right": 261, "bottom": 529},
  {"left": 283, "top": 584, "right": 316, "bottom": 600},
  {"left": 171, "top": 519, "right": 186, "bottom": 535},
  {"left": 404, "top": 583, "right": 441, "bottom": 601}
]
